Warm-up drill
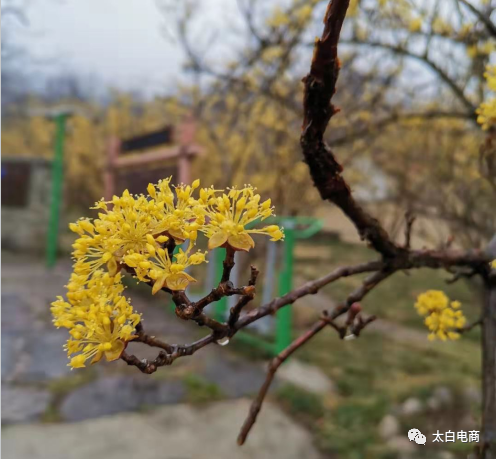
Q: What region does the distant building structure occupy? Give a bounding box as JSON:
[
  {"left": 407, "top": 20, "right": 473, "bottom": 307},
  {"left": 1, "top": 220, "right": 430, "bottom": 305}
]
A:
[
  {"left": 2, "top": 156, "right": 52, "bottom": 251},
  {"left": 1, "top": 116, "right": 203, "bottom": 254},
  {"left": 104, "top": 115, "right": 203, "bottom": 199}
]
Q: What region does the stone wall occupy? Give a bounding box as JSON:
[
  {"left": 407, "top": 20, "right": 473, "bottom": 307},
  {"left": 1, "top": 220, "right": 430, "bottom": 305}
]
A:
[{"left": 2, "top": 157, "right": 52, "bottom": 252}]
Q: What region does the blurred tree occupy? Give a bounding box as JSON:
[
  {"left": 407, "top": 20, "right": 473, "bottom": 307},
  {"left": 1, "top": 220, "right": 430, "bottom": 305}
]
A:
[
  {"left": 2, "top": 0, "right": 494, "bottom": 243},
  {"left": 1, "top": 93, "right": 180, "bottom": 209},
  {"left": 168, "top": 0, "right": 496, "bottom": 246}
]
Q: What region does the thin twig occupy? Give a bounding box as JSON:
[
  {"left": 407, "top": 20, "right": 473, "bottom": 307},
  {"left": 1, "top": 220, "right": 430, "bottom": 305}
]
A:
[
  {"left": 237, "top": 319, "right": 328, "bottom": 445},
  {"left": 221, "top": 246, "right": 236, "bottom": 283},
  {"left": 121, "top": 333, "right": 216, "bottom": 374},
  {"left": 238, "top": 268, "right": 391, "bottom": 442},
  {"left": 349, "top": 314, "right": 377, "bottom": 337},
  {"left": 121, "top": 247, "right": 490, "bottom": 374},
  {"left": 456, "top": 317, "right": 483, "bottom": 334},
  {"left": 446, "top": 268, "right": 478, "bottom": 284},
  {"left": 228, "top": 266, "right": 259, "bottom": 328},
  {"left": 134, "top": 323, "right": 174, "bottom": 353},
  {"left": 404, "top": 211, "right": 416, "bottom": 249}
]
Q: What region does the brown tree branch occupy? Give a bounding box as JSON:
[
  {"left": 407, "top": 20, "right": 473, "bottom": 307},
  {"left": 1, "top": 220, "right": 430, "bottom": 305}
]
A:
[
  {"left": 181, "top": 247, "right": 250, "bottom": 314},
  {"left": 228, "top": 266, "right": 259, "bottom": 329},
  {"left": 238, "top": 267, "right": 391, "bottom": 444},
  {"left": 458, "top": 0, "right": 496, "bottom": 38},
  {"left": 121, "top": 334, "right": 217, "bottom": 374},
  {"left": 121, "top": 259, "right": 382, "bottom": 372},
  {"left": 171, "top": 290, "right": 228, "bottom": 333},
  {"left": 121, "top": 246, "right": 490, "bottom": 373},
  {"left": 235, "top": 260, "right": 385, "bottom": 329},
  {"left": 403, "top": 211, "right": 416, "bottom": 249},
  {"left": 237, "top": 318, "right": 328, "bottom": 445},
  {"left": 300, "top": 0, "right": 400, "bottom": 258},
  {"left": 481, "top": 275, "right": 496, "bottom": 456},
  {"left": 134, "top": 322, "right": 174, "bottom": 353},
  {"left": 341, "top": 39, "right": 477, "bottom": 116},
  {"left": 456, "top": 317, "right": 483, "bottom": 334},
  {"left": 221, "top": 246, "right": 236, "bottom": 283},
  {"left": 349, "top": 314, "right": 377, "bottom": 337}
]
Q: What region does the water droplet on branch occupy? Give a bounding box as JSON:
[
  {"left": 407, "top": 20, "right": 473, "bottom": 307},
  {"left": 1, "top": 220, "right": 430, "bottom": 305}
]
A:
[{"left": 217, "top": 337, "right": 230, "bottom": 346}]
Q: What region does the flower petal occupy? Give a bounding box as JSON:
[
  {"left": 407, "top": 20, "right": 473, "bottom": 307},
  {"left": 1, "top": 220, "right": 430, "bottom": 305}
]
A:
[
  {"left": 107, "top": 257, "right": 118, "bottom": 276},
  {"left": 208, "top": 230, "right": 228, "bottom": 249},
  {"left": 168, "top": 229, "right": 186, "bottom": 243},
  {"left": 152, "top": 273, "right": 167, "bottom": 295},
  {"left": 228, "top": 233, "right": 255, "bottom": 252},
  {"left": 165, "top": 273, "right": 196, "bottom": 291},
  {"left": 104, "top": 340, "right": 125, "bottom": 362},
  {"left": 90, "top": 350, "right": 103, "bottom": 365}
]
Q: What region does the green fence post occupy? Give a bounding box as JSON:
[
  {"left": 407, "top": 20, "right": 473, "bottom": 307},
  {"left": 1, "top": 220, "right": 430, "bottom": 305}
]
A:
[
  {"left": 275, "top": 220, "right": 295, "bottom": 353},
  {"left": 214, "top": 248, "right": 228, "bottom": 322},
  {"left": 46, "top": 113, "right": 67, "bottom": 268}
]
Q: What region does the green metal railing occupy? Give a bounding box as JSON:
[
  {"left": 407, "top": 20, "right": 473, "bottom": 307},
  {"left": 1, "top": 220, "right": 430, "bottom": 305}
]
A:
[
  {"left": 46, "top": 113, "right": 68, "bottom": 268},
  {"left": 211, "top": 216, "right": 323, "bottom": 355}
]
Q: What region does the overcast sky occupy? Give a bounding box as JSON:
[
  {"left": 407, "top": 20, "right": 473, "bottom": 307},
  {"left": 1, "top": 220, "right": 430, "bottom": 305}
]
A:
[{"left": 9, "top": 0, "right": 243, "bottom": 98}]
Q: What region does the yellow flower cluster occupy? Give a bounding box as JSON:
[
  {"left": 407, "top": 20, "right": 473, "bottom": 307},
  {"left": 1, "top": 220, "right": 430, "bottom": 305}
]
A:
[
  {"left": 198, "top": 186, "right": 284, "bottom": 251},
  {"left": 477, "top": 65, "right": 496, "bottom": 130},
  {"left": 414, "top": 290, "right": 466, "bottom": 341},
  {"left": 125, "top": 246, "right": 207, "bottom": 294},
  {"left": 51, "top": 271, "right": 140, "bottom": 368},
  {"left": 52, "top": 179, "right": 283, "bottom": 368}
]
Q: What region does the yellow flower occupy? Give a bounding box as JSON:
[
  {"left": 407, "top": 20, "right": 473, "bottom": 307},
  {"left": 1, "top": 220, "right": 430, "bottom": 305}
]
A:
[
  {"left": 70, "top": 232, "right": 117, "bottom": 280},
  {"left": 414, "top": 290, "right": 466, "bottom": 341},
  {"left": 70, "top": 180, "right": 206, "bottom": 285},
  {"left": 477, "top": 65, "right": 496, "bottom": 130},
  {"left": 56, "top": 178, "right": 283, "bottom": 369},
  {"left": 199, "top": 185, "right": 284, "bottom": 252},
  {"left": 266, "top": 7, "right": 290, "bottom": 28},
  {"left": 408, "top": 17, "right": 422, "bottom": 33},
  {"left": 432, "top": 17, "right": 452, "bottom": 36},
  {"left": 491, "top": 260, "right": 496, "bottom": 269},
  {"left": 51, "top": 271, "right": 140, "bottom": 369},
  {"left": 124, "top": 246, "right": 207, "bottom": 294},
  {"left": 146, "top": 177, "right": 204, "bottom": 242}
]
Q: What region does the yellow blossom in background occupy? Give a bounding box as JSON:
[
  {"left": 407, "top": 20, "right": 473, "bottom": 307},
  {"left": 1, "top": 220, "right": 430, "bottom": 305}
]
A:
[
  {"left": 491, "top": 260, "right": 496, "bottom": 269},
  {"left": 414, "top": 290, "right": 467, "bottom": 341},
  {"left": 349, "top": 0, "right": 360, "bottom": 16},
  {"left": 266, "top": 7, "right": 290, "bottom": 28},
  {"left": 408, "top": 17, "right": 422, "bottom": 32},
  {"left": 432, "top": 17, "right": 452, "bottom": 36},
  {"left": 198, "top": 185, "right": 284, "bottom": 252},
  {"left": 477, "top": 65, "right": 496, "bottom": 130}
]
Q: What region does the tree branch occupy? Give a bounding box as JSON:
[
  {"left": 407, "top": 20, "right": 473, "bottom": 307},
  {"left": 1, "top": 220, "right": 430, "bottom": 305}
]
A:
[
  {"left": 228, "top": 266, "right": 259, "bottom": 329},
  {"left": 237, "top": 318, "right": 328, "bottom": 445},
  {"left": 458, "top": 0, "right": 496, "bottom": 38},
  {"left": 300, "top": 0, "right": 400, "bottom": 258},
  {"left": 238, "top": 267, "right": 391, "bottom": 443},
  {"left": 341, "top": 39, "right": 477, "bottom": 117}
]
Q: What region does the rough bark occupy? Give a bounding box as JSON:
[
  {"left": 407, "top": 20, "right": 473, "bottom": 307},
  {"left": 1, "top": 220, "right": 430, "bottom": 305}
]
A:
[{"left": 481, "top": 273, "right": 496, "bottom": 459}]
